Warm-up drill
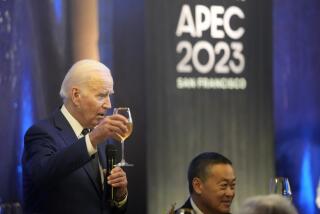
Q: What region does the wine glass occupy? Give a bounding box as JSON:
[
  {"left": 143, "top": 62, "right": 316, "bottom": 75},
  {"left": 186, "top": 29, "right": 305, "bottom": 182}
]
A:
[
  {"left": 113, "top": 107, "right": 133, "bottom": 167},
  {"left": 269, "top": 177, "right": 292, "bottom": 201}
]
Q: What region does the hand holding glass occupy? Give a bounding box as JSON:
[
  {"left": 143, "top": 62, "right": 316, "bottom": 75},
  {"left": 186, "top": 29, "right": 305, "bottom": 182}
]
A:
[{"left": 113, "top": 107, "right": 133, "bottom": 167}]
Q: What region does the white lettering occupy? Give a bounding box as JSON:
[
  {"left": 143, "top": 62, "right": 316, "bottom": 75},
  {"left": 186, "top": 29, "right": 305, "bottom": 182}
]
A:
[
  {"left": 195, "top": 5, "right": 211, "bottom": 37},
  {"left": 176, "top": 5, "right": 196, "bottom": 37},
  {"left": 176, "top": 5, "right": 245, "bottom": 39},
  {"left": 192, "top": 41, "right": 215, "bottom": 74},
  {"left": 176, "top": 77, "right": 247, "bottom": 90},
  {"left": 210, "top": 6, "right": 225, "bottom": 39},
  {"left": 224, "top": 6, "right": 245, "bottom": 39}
]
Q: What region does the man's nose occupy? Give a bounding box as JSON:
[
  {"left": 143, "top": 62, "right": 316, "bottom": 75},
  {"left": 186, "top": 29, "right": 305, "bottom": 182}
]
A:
[
  {"left": 102, "top": 96, "right": 111, "bottom": 109},
  {"left": 226, "top": 187, "right": 235, "bottom": 197}
]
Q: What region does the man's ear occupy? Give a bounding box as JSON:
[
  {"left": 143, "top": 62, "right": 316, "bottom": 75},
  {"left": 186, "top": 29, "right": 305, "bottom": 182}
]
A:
[
  {"left": 192, "top": 177, "right": 203, "bottom": 194},
  {"left": 71, "top": 87, "right": 81, "bottom": 107}
]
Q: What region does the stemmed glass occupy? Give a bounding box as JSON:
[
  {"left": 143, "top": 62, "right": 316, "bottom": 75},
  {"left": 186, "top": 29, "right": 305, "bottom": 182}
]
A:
[
  {"left": 270, "top": 177, "right": 292, "bottom": 201},
  {"left": 113, "top": 107, "right": 133, "bottom": 167}
]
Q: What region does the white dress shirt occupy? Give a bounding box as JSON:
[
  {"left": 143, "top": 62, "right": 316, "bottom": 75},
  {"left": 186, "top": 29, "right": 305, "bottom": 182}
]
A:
[
  {"left": 60, "top": 105, "right": 104, "bottom": 184},
  {"left": 190, "top": 197, "right": 204, "bottom": 214}
]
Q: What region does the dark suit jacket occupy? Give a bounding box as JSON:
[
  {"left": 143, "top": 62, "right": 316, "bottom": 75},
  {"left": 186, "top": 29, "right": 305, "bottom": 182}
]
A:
[
  {"left": 175, "top": 198, "right": 192, "bottom": 213},
  {"left": 176, "top": 198, "right": 231, "bottom": 214},
  {"left": 22, "top": 109, "right": 127, "bottom": 214}
]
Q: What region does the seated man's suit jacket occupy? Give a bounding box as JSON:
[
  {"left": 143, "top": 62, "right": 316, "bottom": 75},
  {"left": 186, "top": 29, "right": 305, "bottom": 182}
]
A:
[{"left": 175, "top": 199, "right": 192, "bottom": 213}]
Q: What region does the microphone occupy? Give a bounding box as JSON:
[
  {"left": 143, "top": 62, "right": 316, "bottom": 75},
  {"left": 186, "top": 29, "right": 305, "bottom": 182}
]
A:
[{"left": 105, "top": 144, "right": 117, "bottom": 205}]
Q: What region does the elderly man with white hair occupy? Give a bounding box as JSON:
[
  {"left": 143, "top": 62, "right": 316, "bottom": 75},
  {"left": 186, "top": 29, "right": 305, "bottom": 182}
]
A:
[
  {"left": 22, "top": 59, "right": 129, "bottom": 214},
  {"left": 236, "top": 194, "right": 298, "bottom": 214}
]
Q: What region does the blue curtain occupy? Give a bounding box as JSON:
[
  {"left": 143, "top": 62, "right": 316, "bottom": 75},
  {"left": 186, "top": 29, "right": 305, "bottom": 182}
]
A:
[
  {"left": 0, "top": 0, "right": 71, "bottom": 203},
  {"left": 0, "top": 0, "right": 131, "bottom": 206},
  {"left": 273, "top": 0, "right": 320, "bottom": 213}
]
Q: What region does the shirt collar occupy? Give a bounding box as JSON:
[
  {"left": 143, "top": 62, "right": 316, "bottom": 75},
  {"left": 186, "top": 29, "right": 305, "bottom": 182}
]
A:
[
  {"left": 61, "top": 105, "right": 84, "bottom": 139},
  {"left": 190, "top": 197, "right": 204, "bottom": 214}
]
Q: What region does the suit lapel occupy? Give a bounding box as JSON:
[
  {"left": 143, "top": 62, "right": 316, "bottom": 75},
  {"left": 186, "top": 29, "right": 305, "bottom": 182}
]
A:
[
  {"left": 84, "top": 153, "right": 103, "bottom": 195},
  {"left": 53, "top": 109, "right": 78, "bottom": 147},
  {"left": 97, "top": 143, "right": 106, "bottom": 169},
  {"left": 52, "top": 109, "right": 103, "bottom": 196},
  {"left": 183, "top": 198, "right": 192, "bottom": 209}
]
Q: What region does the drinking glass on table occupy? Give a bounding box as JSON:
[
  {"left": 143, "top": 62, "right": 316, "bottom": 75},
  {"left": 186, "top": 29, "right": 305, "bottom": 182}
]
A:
[
  {"left": 270, "top": 177, "right": 292, "bottom": 201},
  {"left": 113, "top": 107, "right": 133, "bottom": 167}
]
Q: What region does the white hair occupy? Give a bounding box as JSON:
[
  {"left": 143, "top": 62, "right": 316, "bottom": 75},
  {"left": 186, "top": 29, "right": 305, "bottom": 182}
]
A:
[
  {"left": 236, "top": 194, "right": 298, "bottom": 214},
  {"left": 60, "top": 59, "right": 113, "bottom": 101}
]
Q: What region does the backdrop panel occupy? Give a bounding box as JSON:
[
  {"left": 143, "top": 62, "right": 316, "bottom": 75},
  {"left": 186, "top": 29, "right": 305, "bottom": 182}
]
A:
[
  {"left": 145, "top": 0, "right": 273, "bottom": 213},
  {"left": 0, "top": 0, "right": 73, "bottom": 203},
  {"left": 112, "top": 0, "right": 146, "bottom": 213}
]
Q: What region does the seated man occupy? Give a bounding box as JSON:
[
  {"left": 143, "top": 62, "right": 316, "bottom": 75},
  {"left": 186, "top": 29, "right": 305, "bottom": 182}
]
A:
[
  {"left": 236, "top": 194, "right": 298, "bottom": 214},
  {"left": 176, "top": 152, "right": 236, "bottom": 214}
]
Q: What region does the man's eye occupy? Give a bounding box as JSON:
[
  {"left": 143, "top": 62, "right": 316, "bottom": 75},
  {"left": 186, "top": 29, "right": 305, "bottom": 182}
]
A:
[
  {"left": 98, "top": 94, "right": 108, "bottom": 99},
  {"left": 220, "top": 184, "right": 228, "bottom": 189}
]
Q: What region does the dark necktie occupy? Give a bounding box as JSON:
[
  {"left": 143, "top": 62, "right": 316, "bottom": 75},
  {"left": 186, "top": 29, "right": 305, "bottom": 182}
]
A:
[
  {"left": 81, "top": 128, "right": 90, "bottom": 136},
  {"left": 81, "top": 128, "right": 102, "bottom": 191}
]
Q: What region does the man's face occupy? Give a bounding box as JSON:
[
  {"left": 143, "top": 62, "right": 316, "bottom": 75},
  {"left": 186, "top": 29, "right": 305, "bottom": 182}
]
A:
[
  {"left": 197, "top": 164, "right": 236, "bottom": 214},
  {"left": 75, "top": 73, "right": 113, "bottom": 128}
]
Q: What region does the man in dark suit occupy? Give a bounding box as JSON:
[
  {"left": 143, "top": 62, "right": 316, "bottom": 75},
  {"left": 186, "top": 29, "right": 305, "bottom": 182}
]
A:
[
  {"left": 176, "top": 152, "right": 236, "bottom": 214},
  {"left": 22, "top": 59, "right": 129, "bottom": 214}
]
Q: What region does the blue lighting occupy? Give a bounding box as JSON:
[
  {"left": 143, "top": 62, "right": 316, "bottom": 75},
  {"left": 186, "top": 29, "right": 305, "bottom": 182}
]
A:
[
  {"left": 53, "top": 0, "right": 63, "bottom": 23},
  {"left": 19, "top": 69, "right": 34, "bottom": 161},
  {"left": 298, "top": 145, "right": 315, "bottom": 214},
  {"left": 17, "top": 67, "right": 34, "bottom": 199}
]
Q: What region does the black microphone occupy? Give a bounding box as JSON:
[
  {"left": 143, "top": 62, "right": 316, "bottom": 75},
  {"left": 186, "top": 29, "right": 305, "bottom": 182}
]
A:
[{"left": 105, "top": 144, "right": 117, "bottom": 205}]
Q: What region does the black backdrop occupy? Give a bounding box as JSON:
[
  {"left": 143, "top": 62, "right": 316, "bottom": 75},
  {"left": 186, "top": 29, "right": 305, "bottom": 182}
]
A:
[
  {"left": 145, "top": 0, "right": 273, "bottom": 212},
  {"left": 112, "top": 0, "right": 146, "bottom": 213}
]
